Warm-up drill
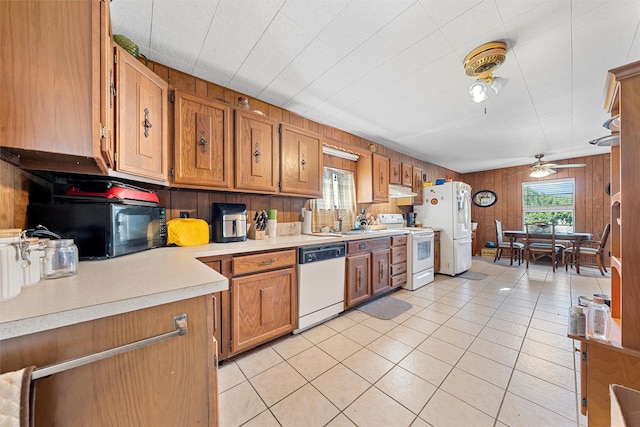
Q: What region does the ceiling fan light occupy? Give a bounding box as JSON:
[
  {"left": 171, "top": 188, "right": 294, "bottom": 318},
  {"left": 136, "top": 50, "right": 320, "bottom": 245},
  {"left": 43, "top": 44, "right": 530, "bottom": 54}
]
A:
[
  {"left": 489, "top": 76, "right": 508, "bottom": 94},
  {"left": 469, "top": 80, "right": 488, "bottom": 103},
  {"left": 529, "top": 168, "right": 555, "bottom": 178}
]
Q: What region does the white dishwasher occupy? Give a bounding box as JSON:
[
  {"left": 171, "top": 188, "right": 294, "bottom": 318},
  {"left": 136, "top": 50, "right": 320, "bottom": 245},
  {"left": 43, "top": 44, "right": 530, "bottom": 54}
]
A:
[{"left": 294, "top": 242, "right": 346, "bottom": 333}]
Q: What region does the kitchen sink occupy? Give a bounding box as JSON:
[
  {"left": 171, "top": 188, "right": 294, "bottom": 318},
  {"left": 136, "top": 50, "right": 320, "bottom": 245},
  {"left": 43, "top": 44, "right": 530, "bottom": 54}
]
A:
[{"left": 340, "top": 229, "right": 381, "bottom": 235}]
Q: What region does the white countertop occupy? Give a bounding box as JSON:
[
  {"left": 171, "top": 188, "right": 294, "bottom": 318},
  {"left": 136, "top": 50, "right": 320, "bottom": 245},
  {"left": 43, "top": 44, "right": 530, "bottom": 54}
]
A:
[{"left": 0, "top": 231, "right": 406, "bottom": 340}]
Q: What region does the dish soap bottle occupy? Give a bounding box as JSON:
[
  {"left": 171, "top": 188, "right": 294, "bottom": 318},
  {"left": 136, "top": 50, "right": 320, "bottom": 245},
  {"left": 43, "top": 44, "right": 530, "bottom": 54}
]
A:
[{"left": 587, "top": 296, "right": 610, "bottom": 341}]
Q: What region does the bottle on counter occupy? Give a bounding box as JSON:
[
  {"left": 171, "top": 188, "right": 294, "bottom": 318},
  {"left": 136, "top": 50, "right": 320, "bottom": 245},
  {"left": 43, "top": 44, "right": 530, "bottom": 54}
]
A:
[
  {"left": 568, "top": 305, "right": 586, "bottom": 337},
  {"left": 586, "top": 296, "right": 610, "bottom": 341}
]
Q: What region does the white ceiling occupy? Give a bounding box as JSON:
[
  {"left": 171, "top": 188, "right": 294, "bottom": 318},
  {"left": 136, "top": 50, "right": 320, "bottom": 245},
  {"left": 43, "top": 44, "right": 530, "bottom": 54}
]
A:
[{"left": 110, "top": 0, "right": 640, "bottom": 173}]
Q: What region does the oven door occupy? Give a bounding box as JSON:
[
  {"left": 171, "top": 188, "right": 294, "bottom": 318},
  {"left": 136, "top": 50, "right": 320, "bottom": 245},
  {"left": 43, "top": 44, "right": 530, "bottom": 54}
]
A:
[{"left": 412, "top": 232, "right": 434, "bottom": 272}]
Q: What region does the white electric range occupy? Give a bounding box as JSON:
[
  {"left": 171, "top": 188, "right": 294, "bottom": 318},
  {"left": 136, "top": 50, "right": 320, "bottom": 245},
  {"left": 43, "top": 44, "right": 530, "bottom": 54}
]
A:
[{"left": 378, "top": 214, "right": 435, "bottom": 290}]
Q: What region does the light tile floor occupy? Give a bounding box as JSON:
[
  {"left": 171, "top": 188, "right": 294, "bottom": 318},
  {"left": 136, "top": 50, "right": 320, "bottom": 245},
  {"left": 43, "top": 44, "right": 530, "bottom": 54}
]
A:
[{"left": 218, "top": 257, "right": 610, "bottom": 427}]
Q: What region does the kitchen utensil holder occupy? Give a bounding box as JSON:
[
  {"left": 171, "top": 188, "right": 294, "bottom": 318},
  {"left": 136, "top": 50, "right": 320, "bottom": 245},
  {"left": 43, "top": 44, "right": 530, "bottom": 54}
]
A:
[{"left": 247, "top": 224, "right": 265, "bottom": 240}]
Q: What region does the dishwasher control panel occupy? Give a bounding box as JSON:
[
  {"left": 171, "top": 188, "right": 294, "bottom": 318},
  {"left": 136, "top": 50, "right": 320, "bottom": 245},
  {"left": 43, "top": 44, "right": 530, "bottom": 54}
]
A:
[{"left": 298, "top": 242, "right": 346, "bottom": 264}]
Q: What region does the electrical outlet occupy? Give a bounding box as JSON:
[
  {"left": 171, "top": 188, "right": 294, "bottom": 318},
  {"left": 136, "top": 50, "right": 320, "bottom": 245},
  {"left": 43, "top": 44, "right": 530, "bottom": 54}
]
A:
[{"left": 180, "top": 211, "right": 189, "bottom": 218}]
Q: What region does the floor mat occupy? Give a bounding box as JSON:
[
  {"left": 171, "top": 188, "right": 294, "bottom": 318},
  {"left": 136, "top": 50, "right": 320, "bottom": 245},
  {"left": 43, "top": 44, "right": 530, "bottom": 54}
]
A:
[
  {"left": 357, "top": 297, "right": 412, "bottom": 320},
  {"left": 459, "top": 271, "right": 489, "bottom": 280}
]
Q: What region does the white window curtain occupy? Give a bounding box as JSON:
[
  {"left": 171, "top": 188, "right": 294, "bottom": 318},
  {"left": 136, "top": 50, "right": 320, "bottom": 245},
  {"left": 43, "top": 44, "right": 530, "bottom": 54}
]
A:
[{"left": 310, "top": 168, "right": 357, "bottom": 231}]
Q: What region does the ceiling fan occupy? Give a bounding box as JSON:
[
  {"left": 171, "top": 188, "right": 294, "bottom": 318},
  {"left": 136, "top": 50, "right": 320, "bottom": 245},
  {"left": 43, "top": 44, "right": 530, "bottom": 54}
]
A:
[{"left": 529, "top": 154, "right": 586, "bottom": 178}]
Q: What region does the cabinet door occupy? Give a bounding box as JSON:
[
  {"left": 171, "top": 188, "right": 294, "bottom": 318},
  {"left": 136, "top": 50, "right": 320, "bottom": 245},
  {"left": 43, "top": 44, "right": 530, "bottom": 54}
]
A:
[
  {"left": 402, "top": 163, "right": 413, "bottom": 187},
  {"left": 279, "top": 123, "right": 323, "bottom": 197},
  {"left": 173, "top": 91, "right": 231, "bottom": 188},
  {"left": 235, "top": 109, "right": 279, "bottom": 193},
  {"left": 346, "top": 253, "right": 371, "bottom": 308},
  {"left": 390, "top": 159, "right": 402, "bottom": 185},
  {"left": 373, "top": 154, "right": 390, "bottom": 202},
  {"left": 0, "top": 296, "right": 217, "bottom": 426},
  {"left": 0, "top": 0, "right": 110, "bottom": 173},
  {"left": 230, "top": 267, "right": 296, "bottom": 353},
  {"left": 114, "top": 46, "right": 168, "bottom": 181},
  {"left": 100, "top": 0, "right": 115, "bottom": 169},
  {"left": 413, "top": 167, "right": 424, "bottom": 205},
  {"left": 372, "top": 249, "right": 391, "bottom": 295}
]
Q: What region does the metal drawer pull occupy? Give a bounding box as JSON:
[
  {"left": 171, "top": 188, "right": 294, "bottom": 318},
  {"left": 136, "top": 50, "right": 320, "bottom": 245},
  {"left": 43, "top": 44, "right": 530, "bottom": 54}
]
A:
[
  {"left": 32, "top": 314, "right": 188, "bottom": 380},
  {"left": 260, "top": 259, "right": 275, "bottom": 265}
]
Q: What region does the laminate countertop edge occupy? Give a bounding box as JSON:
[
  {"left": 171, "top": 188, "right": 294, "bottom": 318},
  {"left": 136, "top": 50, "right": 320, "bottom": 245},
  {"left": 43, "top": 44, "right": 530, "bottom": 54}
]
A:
[{"left": 0, "top": 231, "right": 409, "bottom": 340}]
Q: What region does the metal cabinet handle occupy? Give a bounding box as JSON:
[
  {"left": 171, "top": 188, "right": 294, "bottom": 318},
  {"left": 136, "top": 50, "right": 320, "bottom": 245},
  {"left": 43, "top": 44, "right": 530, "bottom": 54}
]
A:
[
  {"left": 260, "top": 259, "right": 275, "bottom": 265},
  {"left": 301, "top": 154, "right": 307, "bottom": 170},
  {"left": 199, "top": 130, "right": 208, "bottom": 153},
  {"left": 32, "top": 314, "right": 188, "bottom": 380},
  {"left": 143, "top": 108, "right": 152, "bottom": 138},
  {"left": 357, "top": 270, "right": 362, "bottom": 290},
  {"left": 379, "top": 263, "right": 384, "bottom": 281}
]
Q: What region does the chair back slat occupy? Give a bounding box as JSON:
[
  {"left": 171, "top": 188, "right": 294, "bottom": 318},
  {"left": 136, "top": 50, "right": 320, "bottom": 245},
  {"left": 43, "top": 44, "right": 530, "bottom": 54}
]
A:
[{"left": 495, "top": 220, "right": 504, "bottom": 245}]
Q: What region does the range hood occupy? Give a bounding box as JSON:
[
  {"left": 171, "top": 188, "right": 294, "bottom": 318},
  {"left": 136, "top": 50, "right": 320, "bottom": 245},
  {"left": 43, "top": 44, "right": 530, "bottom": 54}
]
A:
[{"left": 388, "top": 184, "right": 417, "bottom": 198}]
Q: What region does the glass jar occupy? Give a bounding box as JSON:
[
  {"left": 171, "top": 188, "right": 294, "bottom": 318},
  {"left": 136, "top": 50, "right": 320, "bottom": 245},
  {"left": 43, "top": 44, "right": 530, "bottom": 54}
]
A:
[
  {"left": 587, "top": 296, "right": 611, "bottom": 341},
  {"left": 22, "top": 237, "right": 44, "bottom": 286},
  {"left": 42, "top": 239, "right": 78, "bottom": 279},
  {"left": 568, "top": 305, "right": 586, "bottom": 337},
  {"left": 0, "top": 229, "right": 24, "bottom": 300}
]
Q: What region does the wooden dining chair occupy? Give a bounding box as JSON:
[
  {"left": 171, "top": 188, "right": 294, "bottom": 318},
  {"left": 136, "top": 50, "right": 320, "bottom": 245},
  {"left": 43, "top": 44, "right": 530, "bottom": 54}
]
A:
[
  {"left": 494, "top": 220, "right": 524, "bottom": 265},
  {"left": 565, "top": 224, "right": 611, "bottom": 275},
  {"left": 525, "top": 222, "right": 565, "bottom": 272}
]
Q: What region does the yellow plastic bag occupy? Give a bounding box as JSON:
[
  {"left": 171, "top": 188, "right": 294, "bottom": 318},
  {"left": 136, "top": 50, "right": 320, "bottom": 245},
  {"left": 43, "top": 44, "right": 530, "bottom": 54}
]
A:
[{"left": 167, "top": 218, "right": 209, "bottom": 246}]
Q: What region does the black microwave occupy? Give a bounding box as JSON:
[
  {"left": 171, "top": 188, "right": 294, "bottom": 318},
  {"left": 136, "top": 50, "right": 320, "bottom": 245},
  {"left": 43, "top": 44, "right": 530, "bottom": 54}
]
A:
[{"left": 28, "top": 202, "right": 167, "bottom": 260}]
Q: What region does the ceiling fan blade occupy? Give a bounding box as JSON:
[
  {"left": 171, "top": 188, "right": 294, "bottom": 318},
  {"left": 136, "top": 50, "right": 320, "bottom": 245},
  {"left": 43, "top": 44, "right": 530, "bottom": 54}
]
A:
[{"left": 553, "top": 163, "right": 587, "bottom": 169}]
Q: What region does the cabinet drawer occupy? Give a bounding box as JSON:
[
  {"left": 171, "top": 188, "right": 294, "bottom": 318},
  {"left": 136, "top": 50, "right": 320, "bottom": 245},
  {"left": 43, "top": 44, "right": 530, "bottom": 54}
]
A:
[
  {"left": 391, "top": 246, "right": 407, "bottom": 264},
  {"left": 391, "top": 262, "right": 406, "bottom": 276},
  {"left": 390, "top": 272, "right": 407, "bottom": 287},
  {"left": 392, "top": 235, "right": 407, "bottom": 246},
  {"left": 233, "top": 249, "right": 296, "bottom": 275},
  {"left": 347, "top": 237, "right": 390, "bottom": 255}
]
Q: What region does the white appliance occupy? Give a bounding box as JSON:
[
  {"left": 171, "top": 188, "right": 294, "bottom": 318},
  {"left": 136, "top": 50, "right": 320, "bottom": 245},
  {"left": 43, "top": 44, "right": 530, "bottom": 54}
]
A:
[
  {"left": 294, "top": 242, "right": 346, "bottom": 333},
  {"left": 414, "top": 182, "right": 472, "bottom": 276},
  {"left": 378, "top": 214, "right": 435, "bottom": 290}
]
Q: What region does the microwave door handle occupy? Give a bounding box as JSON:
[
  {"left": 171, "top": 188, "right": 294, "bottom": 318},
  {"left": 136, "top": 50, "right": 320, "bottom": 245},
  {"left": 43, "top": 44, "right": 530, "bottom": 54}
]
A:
[{"left": 232, "top": 219, "right": 237, "bottom": 236}]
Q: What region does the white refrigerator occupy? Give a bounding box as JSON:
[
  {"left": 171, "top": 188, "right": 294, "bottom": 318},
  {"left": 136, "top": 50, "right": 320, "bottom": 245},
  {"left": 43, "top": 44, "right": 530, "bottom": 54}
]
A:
[{"left": 414, "top": 182, "right": 472, "bottom": 276}]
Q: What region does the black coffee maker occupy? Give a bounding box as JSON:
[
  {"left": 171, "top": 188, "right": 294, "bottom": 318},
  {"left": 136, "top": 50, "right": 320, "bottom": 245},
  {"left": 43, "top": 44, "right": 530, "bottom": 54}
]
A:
[{"left": 407, "top": 212, "right": 416, "bottom": 227}]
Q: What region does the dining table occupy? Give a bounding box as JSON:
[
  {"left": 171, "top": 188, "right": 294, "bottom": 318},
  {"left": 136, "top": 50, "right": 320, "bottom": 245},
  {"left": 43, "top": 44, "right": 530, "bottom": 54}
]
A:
[{"left": 503, "top": 230, "right": 593, "bottom": 274}]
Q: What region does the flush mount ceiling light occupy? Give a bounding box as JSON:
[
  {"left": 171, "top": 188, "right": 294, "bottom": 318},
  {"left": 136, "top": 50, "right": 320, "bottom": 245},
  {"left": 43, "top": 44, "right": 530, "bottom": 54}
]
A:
[{"left": 464, "top": 41, "right": 508, "bottom": 103}]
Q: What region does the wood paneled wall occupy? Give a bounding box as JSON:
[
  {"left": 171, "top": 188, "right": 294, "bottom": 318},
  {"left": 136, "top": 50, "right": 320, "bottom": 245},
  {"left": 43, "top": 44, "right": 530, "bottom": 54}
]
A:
[
  {"left": 148, "top": 61, "right": 460, "bottom": 222},
  {"left": 0, "top": 157, "right": 52, "bottom": 229},
  {"left": 462, "top": 154, "right": 611, "bottom": 263}
]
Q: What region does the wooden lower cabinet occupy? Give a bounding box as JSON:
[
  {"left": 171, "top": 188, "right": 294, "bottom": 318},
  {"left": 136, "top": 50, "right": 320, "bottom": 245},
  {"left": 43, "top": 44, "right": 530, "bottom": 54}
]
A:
[
  {"left": 199, "top": 249, "right": 297, "bottom": 360},
  {"left": 390, "top": 235, "right": 407, "bottom": 288},
  {"left": 434, "top": 231, "right": 441, "bottom": 273},
  {"left": 581, "top": 342, "right": 640, "bottom": 426},
  {"left": 345, "top": 237, "right": 391, "bottom": 308},
  {"left": 346, "top": 253, "right": 371, "bottom": 307},
  {"left": 0, "top": 296, "right": 218, "bottom": 426},
  {"left": 231, "top": 267, "right": 297, "bottom": 353},
  {"left": 371, "top": 249, "right": 391, "bottom": 295}
]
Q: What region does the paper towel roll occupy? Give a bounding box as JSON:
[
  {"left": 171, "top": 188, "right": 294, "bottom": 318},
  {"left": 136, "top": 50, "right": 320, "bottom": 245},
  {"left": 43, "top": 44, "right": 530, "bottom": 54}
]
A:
[{"left": 302, "top": 211, "right": 313, "bottom": 234}]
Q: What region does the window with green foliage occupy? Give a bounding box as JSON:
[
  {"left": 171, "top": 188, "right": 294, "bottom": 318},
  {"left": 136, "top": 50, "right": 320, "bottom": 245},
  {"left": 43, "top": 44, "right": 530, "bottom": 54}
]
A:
[{"left": 522, "top": 178, "right": 575, "bottom": 232}]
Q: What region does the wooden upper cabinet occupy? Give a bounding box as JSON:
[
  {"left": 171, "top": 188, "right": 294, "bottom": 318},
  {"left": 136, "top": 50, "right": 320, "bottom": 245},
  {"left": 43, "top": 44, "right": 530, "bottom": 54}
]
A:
[
  {"left": 279, "top": 124, "right": 323, "bottom": 197},
  {"left": 114, "top": 46, "right": 169, "bottom": 182},
  {"left": 390, "top": 159, "right": 402, "bottom": 185},
  {"left": 402, "top": 163, "right": 413, "bottom": 187},
  {"left": 412, "top": 167, "right": 424, "bottom": 205},
  {"left": 235, "top": 110, "right": 279, "bottom": 193},
  {"left": 0, "top": 0, "right": 112, "bottom": 174},
  {"left": 172, "top": 90, "right": 231, "bottom": 188},
  {"left": 373, "top": 154, "right": 390, "bottom": 202},
  {"left": 357, "top": 153, "right": 389, "bottom": 203}
]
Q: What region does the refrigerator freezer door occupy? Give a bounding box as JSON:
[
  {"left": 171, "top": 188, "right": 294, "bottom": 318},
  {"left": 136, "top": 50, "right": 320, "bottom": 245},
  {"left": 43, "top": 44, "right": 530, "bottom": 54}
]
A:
[
  {"left": 453, "top": 183, "right": 472, "bottom": 240},
  {"left": 454, "top": 238, "right": 472, "bottom": 274}
]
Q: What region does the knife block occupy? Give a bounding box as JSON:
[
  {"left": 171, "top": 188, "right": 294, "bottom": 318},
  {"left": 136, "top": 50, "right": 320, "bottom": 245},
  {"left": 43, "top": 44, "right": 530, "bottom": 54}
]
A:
[{"left": 247, "top": 224, "right": 265, "bottom": 240}]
